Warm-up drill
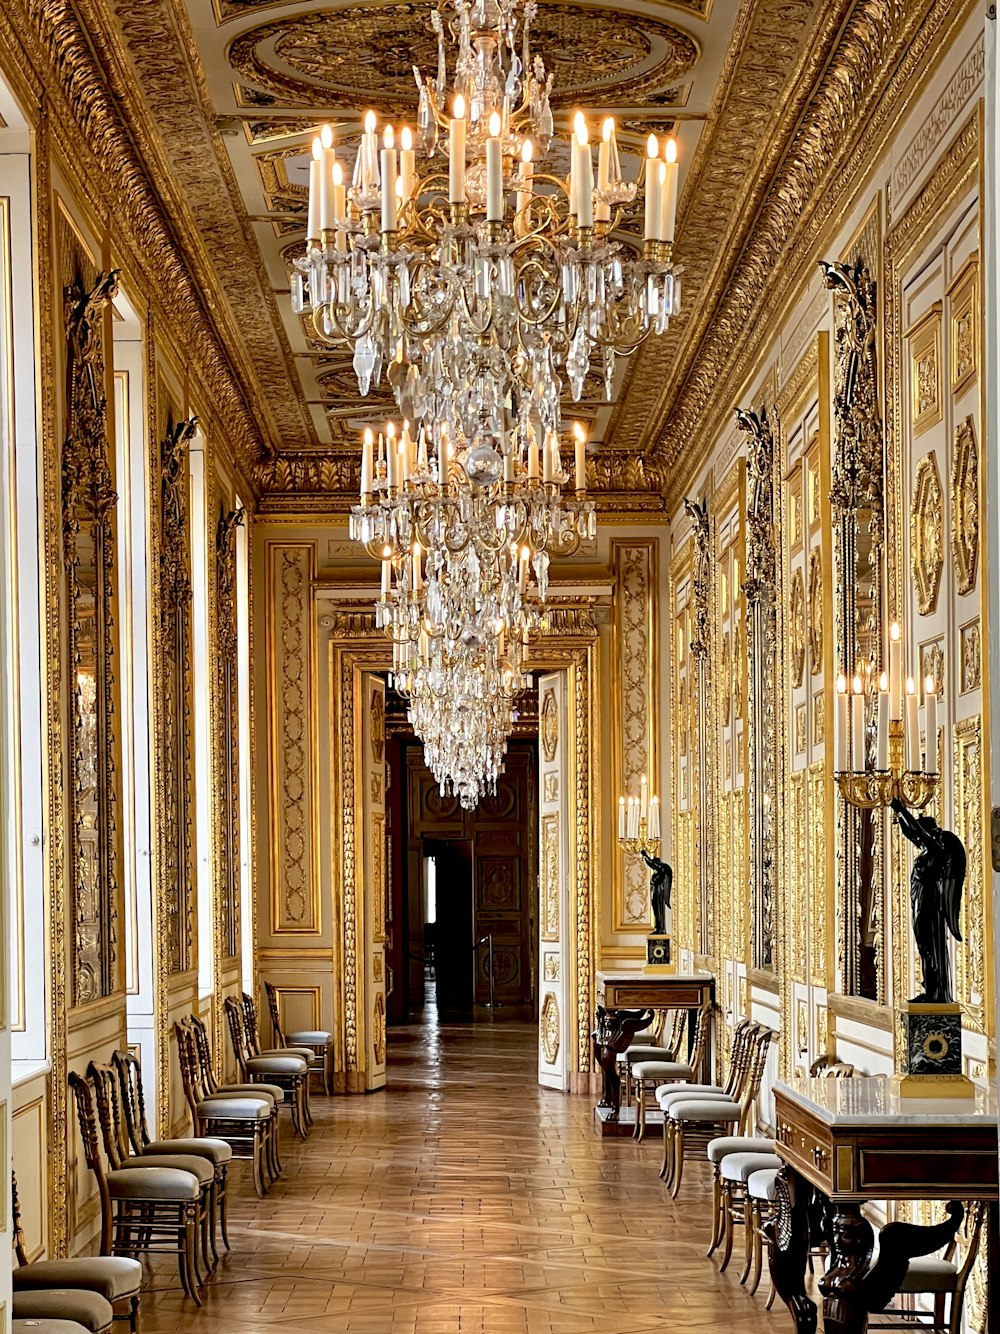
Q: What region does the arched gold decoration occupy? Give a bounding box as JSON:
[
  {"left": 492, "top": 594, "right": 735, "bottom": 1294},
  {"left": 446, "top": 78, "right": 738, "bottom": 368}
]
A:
[
  {"left": 951, "top": 416, "right": 978, "bottom": 596},
  {"left": 911, "top": 450, "right": 944, "bottom": 615},
  {"left": 541, "top": 992, "right": 560, "bottom": 1064}
]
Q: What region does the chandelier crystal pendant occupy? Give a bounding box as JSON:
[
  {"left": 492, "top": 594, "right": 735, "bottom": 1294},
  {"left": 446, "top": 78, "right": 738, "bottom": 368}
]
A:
[
  {"left": 291, "top": 0, "right": 682, "bottom": 444},
  {"left": 350, "top": 415, "right": 594, "bottom": 806}
]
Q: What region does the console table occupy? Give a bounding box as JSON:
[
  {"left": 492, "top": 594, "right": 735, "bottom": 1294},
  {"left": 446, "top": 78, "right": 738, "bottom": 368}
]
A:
[
  {"left": 592, "top": 971, "right": 714, "bottom": 1133},
  {"left": 768, "top": 1075, "right": 999, "bottom": 1334}
]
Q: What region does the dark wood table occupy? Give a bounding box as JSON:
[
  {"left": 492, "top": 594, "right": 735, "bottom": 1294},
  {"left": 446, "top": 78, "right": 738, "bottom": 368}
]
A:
[
  {"left": 592, "top": 971, "right": 715, "bottom": 1132},
  {"left": 768, "top": 1075, "right": 999, "bottom": 1334}
]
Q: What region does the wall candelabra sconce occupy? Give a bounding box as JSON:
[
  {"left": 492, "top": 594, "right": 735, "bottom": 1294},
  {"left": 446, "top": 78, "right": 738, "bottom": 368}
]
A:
[
  {"left": 617, "top": 779, "right": 672, "bottom": 972},
  {"left": 833, "top": 620, "right": 940, "bottom": 812}
]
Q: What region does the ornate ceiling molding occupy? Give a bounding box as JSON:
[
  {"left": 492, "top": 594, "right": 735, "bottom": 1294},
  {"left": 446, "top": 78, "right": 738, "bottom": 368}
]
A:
[
  {"left": 657, "top": 0, "right": 968, "bottom": 506},
  {"left": 1, "top": 0, "right": 267, "bottom": 485}
]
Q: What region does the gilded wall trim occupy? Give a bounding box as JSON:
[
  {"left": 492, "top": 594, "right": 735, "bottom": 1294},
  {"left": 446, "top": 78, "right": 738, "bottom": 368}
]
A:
[
  {"left": 215, "top": 505, "right": 245, "bottom": 964},
  {"left": 953, "top": 717, "right": 984, "bottom": 1034},
  {"left": 610, "top": 540, "right": 659, "bottom": 932},
  {"left": 267, "top": 543, "right": 319, "bottom": 934}
]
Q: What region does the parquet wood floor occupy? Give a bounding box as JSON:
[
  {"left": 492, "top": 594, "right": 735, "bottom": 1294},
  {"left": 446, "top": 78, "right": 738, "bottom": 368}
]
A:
[{"left": 140, "top": 1011, "right": 785, "bottom": 1333}]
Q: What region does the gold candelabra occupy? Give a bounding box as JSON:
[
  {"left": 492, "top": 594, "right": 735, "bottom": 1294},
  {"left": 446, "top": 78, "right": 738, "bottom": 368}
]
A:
[
  {"left": 616, "top": 782, "right": 661, "bottom": 855},
  {"left": 835, "top": 717, "right": 939, "bottom": 810}
]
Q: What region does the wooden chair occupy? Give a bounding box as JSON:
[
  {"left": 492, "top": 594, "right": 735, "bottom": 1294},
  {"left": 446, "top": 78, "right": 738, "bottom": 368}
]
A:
[
  {"left": 113, "top": 1048, "right": 234, "bottom": 1262},
  {"left": 875, "top": 1201, "right": 988, "bottom": 1334},
  {"left": 242, "top": 991, "right": 314, "bottom": 1127},
  {"left": 175, "top": 1019, "right": 278, "bottom": 1198},
  {"left": 620, "top": 1008, "right": 685, "bottom": 1105},
  {"left": 264, "top": 980, "right": 334, "bottom": 1095},
  {"left": 12, "top": 1290, "right": 114, "bottom": 1333},
  {"left": 68, "top": 1071, "right": 203, "bottom": 1304},
  {"left": 662, "top": 1018, "right": 758, "bottom": 1183},
  {"left": 663, "top": 1024, "right": 774, "bottom": 1197},
  {"left": 11, "top": 1172, "right": 141, "bottom": 1331},
  {"left": 226, "top": 996, "right": 309, "bottom": 1139},
  {"left": 632, "top": 1004, "right": 713, "bottom": 1140}
]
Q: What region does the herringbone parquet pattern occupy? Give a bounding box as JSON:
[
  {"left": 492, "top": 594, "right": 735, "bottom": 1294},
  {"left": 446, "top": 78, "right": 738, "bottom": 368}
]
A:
[{"left": 139, "top": 1012, "right": 781, "bottom": 1332}]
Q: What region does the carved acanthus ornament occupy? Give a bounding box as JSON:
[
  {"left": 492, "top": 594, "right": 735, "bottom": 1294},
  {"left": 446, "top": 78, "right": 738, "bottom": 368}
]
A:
[
  {"left": 63, "top": 269, "right": 121, "bottom": 1006},
  {"left": 216, "top": 505, "right": 245, "bottom": 960},
  {"left": 683, "top": 498, "right": 711, "bottom": 659},
  {"left": 159, "top": 414, "right": 197, "bottom": 975},
  {"left": 737, "top": 406, "right": 777, "bottom": 971}
]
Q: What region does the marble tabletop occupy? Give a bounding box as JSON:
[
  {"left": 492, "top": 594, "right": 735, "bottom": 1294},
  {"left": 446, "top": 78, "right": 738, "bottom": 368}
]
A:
[
  {"left": 775, "top": 1074, "right": 998, "bottom": 1127},
  {"left": 595, "top": 970, "right": 715, "bottom": 984}
]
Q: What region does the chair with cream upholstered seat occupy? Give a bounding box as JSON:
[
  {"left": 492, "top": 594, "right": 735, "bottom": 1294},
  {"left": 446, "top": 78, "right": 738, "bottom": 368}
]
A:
[
  {"left": 13, "top": 1322, "right": 92, "bottom": 1333},
  {"left": 630, "top": 1003, "right": 713, "bottom": 1139},
  {"left": 11, "top": 1173, "right": 142, "bottom": 1332},
  {"left": 264, "top": 980, "right": 334, "bottom": 1096},
  {"left": 227, "top": 996, "right": 310, "bottom": 1139},
  {"left": 242, "top": 992, "right": 315, "bottom": 1126},
  {"left": 660, "top": 1020, "right": 760, "bottom": 1181},
  {"left": 875, "top": 1200, "right": 987, "bottom": 1334},
  {"left": 69, "top": 1072, "right": 204, "bottom": 1305},
  {"left": 175, "top": 1019, "right": 279, "bottom": 1198},
  {"left": 113, "top": 1048, "right": 234, "bottom": 1262}
]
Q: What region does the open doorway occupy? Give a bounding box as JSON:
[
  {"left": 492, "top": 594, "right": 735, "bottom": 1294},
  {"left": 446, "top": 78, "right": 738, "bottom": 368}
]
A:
[{"left": 386, "top": 730, "right": 539, "bottom": 1026}]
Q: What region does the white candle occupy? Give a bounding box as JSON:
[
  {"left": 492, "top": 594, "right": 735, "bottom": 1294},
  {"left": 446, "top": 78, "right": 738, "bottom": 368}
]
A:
[
  {"left": 889, "top": 621, "right": 902, "bottom": 720},
  {"left": 597, "top": 118, "right": 612, "bottom": 191},
  {"left": 649, "top": 796, "right": 660, "bottom": 840},
  {"left": 515, "top": 140, "right": 533, "bottom": 235},
  {"left": 380, "top": 556, "right": 391, "bottom": 597},
  {"left": 397, "top": 438, "right": 408, "bottom": 486},
  {"left": 640, "top": 774, "right": 648, "bottom": 821},
  {"left": 924, "top": 676, "right": 938, "bottom": 774},
  {"left": 399, "top": 125, "right": 416, "bottom": 205},
  {"left": 318, "top": 124, "right": 336, "bottom": 232},
  {"left": 449, "top": 95, "right": 466, "bottom": 204},
  {"left": 851, "top": 675, "right": 866, "bottom": 771},
  {"left": 628, "top": 797, "right": 639, "bottom": 839},
  {"left": 527, "top": 436, "right": 540, "bottom": 481},
  {"left": 644, "top": 134, "right": 660, "bottom": 242},
  {"left": 437, "top": 435, "right": 449, "bottom": 487},
  {"left": 503, "top": 447, "right": 515, "bottom": 483},
  {"left": 360, "top": 427, "right": 374, "bottom": 498},
  {"left": 518, "top": 547, "right": 529, "bottom": 594},
  {"left": 574, "top": 113, "right": 593, "bottom": 229},
  {"left": 386, "top": 424, "right": 398, "bottom": 490},
  {"left": 617, "top": 796, "right": 626, "bottom": 839},
  {"left": 876, "top": 672, "right": 889, "bottom": 771},
  {"left": 362, "top": 110, "right": 378, "bottom": 189},
  {"left": 573, "top": 422, "right": 586, "bottom": 492},
  {"left": 416, "top": 426, "right": 428, "bottom": 474},
  {"left": 835, "top": 674, "right": 849, "bottom": 773},
  {"left": 411, "top": 543, "right": 422, "bottom": 594},
  {"left": 380, "top": 125, "right": 398, "bottom": 232},
  {"left": 307, "top": 138, "right": 322, "bottom": 240},
  {"left": 332, "top": 161, "right": 347, "bottom": 252},
  {"left": 905, "top": 677, "right": 919, "bottom": 771},
  {"left": 659, "top": 137, "right": 678, "bottom": 243},
  {"left": 486, "top": 111, "right": 504, "bottom": 221}
]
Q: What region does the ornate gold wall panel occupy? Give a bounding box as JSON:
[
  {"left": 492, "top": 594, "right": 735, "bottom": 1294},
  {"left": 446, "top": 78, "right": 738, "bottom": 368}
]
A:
[
  {"left": 215, "top": 506, "right": 244, "bottom": 962},
  {"left": 953, "top": 717, "right": 985, "bottom": 1034},
  {"left": 267, "top": 543, "right": 319, "bottom": 934},
  {"left": 611, "top": 540, "right": 659, "bottom": 932}
]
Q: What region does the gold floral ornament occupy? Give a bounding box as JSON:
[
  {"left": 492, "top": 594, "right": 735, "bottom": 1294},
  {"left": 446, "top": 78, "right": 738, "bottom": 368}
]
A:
[
  {"left": 789, "top": 569, "right": 805, "bottom": 687},
  {"left": 910, "top": 450, "right": 944, "bottom": 616},
  {"left": 541, "top": 992, "right": 560, "bottom": 1064},
  {"left": 808, "top": 549, "right": 823, "bottom": 675},
  {"left": 373, "top": 992, "right": 386, "bottom": 1065},
  {"left": 951, "top": 416, "right": 978, "bottom": 597},
  {"left": 541, "top": 688, "right": 558, "bottom": 763},
  {"left": 720, "top": 631, "right": 731, "bottom": 722},
  {"left": 370, "top": 689, "right": 385, "bottom": 763}
]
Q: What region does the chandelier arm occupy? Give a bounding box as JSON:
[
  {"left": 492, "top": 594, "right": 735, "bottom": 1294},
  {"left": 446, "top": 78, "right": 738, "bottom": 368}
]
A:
[{"left": 313, "top": 298, "right": 376, "bottom": 345}]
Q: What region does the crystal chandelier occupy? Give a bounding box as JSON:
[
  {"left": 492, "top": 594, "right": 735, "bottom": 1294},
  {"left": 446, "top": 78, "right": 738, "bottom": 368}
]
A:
[
  {"left": 291, "top": 0, "right": 681, "bottom": 445},
  {"left": 350, "top": 415, "right": 593, "bottom": 805}
]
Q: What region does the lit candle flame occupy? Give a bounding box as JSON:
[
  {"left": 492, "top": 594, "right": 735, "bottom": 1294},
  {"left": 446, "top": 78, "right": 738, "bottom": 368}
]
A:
[
  {"left": 401, "top": 126, "right": 413, "bottom": 151},
  {"left": 665, "top": 136, "right": 677, "bottom": 163},
  {"left": 364, "top": 110, "right": 376, "bottom": 134},
  {"left": 602, "top": 117, "right": 615, "bottom": 142},
  {"left": 453, "top": 93, "right": 465, "bottom": 119},
  {"left": 574, "top": 111, "right": 588, "bottom": 146},
  {"left": 320, "top": 123, "right": 334, "bottom": 149},
  {"left": 383, "top": 124, "right": 394, "bottom": 148},
  {"left": 489, "top": 110, "right": 502, "bottom": 138}
]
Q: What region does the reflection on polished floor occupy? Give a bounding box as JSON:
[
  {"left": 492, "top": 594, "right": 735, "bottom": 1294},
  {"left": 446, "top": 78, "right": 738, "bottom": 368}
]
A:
[{"left": 142, "top": 1011, "right": 780, "bottom": 1333}]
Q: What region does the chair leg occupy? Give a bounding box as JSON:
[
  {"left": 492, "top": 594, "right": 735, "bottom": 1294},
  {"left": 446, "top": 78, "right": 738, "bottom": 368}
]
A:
[
  {"left": 707, "top": 1167, "right": 724, "bottom": 1257},
  {"left": 635, "top": 1084, "right": 645, "bottom": 1141},
  {"left": 207, "top": 1180, "right": 220, "bottom": 1269},
  {"left": 129, "top": 1293, "right": 139, "bottom": 1332},
  {"left": 719, "top": 1182, "right": 735, "bottom": 1273},
  {"left": 670, "top": 1125, "right": 685, "bottom": 1198},
  {"left": 659, "top": 1119, "right": 671, "bottom": 1180},
  {"left": 739, "top": 1189, "right": 754, "bottom": 1284},
  {"left": 324, "top": 1053, "right": 333, "bottom": 1096},
  {"left": 747, "top": 1202, "right": 763, "bottom": 1295},
  {"left": 252, "top": 1132, "right": 266, "bottom": 1199},
  {"left": 184, "top": 1206, "right": 203, "bottom": 1306},
  {"left": 219, "top": 1167, "right": 231, "bottom": 1252}
]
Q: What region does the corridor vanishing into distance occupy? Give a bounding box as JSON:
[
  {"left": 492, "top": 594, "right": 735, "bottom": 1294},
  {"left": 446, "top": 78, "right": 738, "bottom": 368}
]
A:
[{"left": 139, "top": 1014, "right": 779, "bottom": 1333}]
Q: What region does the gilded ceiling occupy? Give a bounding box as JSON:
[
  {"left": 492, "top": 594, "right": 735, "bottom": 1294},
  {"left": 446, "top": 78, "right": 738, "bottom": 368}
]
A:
[{"left": 74, "top": 0, "right": 957, "bottom": 506}]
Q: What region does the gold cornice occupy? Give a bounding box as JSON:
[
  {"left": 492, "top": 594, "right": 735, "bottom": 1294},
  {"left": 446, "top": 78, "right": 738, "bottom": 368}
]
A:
[
  {"left": 660, "top": 0, "right": 976, "bottom": 507},
  {"left": 0, "top": 0, "right": 268, "bottom": 488}
]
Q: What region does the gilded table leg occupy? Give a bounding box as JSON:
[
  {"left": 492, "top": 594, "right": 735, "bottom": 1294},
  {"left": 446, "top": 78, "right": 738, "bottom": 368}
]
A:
[{"left": 765, "top": 1164, "right": 817, "bottom": 1334}]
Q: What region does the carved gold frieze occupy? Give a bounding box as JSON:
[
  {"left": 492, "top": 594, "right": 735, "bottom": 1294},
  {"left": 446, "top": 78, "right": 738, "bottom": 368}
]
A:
[
  {"left": 907, "top": 304, "right": 943, "bottom": 435},
  {"left": 794, "top": 705, "right": 806, "bottom": 756},
  {"left": 372, "top": 813, "right": 386, "bottom": 943},
  {"left": 373, "top": 991, "right": 386, "bottom": 1066},
  {"left": 960, "top": 620, "right": 981, "bottom": 695},
  {"left": 919, "top": 641, "right": 944, "bottom": 703},
  {"left": 953, "top": 718, "right": 985, "bottom": 1033},
  {"left": 543, "top": 953, "right": 560, "bottom": 982},
  {"left": 540, "top": 814, "right": 560, "bottom": 942},
  {"left": 910, "top": 450, "right": 944, "bottom": 616},
  {"left": 951, "top": 416, "right": 978, "bottom": 597},
  {"left": 789, "top": 570, "right": 805, "bottom": 688},
  {"left": 216, "top": 505, "right": 245, "bottom": 961},
  {"left": 540, "top": 992, "right": 560, "bottom": 1065},
  {"left": 808, "top": 549, "right": 823, "bottom": 676},
  {"left": 540, "top": 690, "right": 558, "bottom": 764}
]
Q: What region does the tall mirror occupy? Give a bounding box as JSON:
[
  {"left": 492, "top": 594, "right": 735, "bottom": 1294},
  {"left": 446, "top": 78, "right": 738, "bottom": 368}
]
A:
[
  {"left": 63, "top": 268, "right": 121, "bottom": 1005},
  {"left": 822, "top": 256, "right": 884, "bottom": 1001}
]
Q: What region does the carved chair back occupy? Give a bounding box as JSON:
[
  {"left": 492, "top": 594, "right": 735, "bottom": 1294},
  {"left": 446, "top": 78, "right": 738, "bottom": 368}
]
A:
[
  {"left": 11, "top": 1171, "right": 28, "bottom": 1267},
  {"left": 737, "top": 1027, "right": 775, "bottom": 1133},
  {"left": 188, "top": 1014, "right": 222, "bottom": 1094},
  {"left": 225, "top": 996, "right": 254, "bottom": 1077},
  {"left": 175, "top": 1019, "right": 212, "bottom": 1117},
  {"left": 88, "top": 1060, "right": 132, "bottom": 1170},
  {"left": 686, "top": 1003, "right": 714, "bottom": 1077},
  {"left": 113, "top": 1049, "right": 152, "bottom": 1153},
  {"left": 264, "top": 981, "right": 287, "bottom": 1048},
  {"left": 952, "top": 1200, "right": 989, "bottom": 1288},
  {"left": 241, "top": 992, "right": 263, "bottom": 1056},
  {"left": 663, "top": 1007, "right": 686, "bottom": 1057},
  {"left": 723, "top": 1019, "right": 756, "bottom": 1096}
]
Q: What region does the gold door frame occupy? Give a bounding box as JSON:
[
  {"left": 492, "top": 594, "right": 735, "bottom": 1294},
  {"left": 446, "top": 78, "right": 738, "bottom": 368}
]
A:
[{"left": 328, "top": 601, "right": 599, "bottom": 1088}]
